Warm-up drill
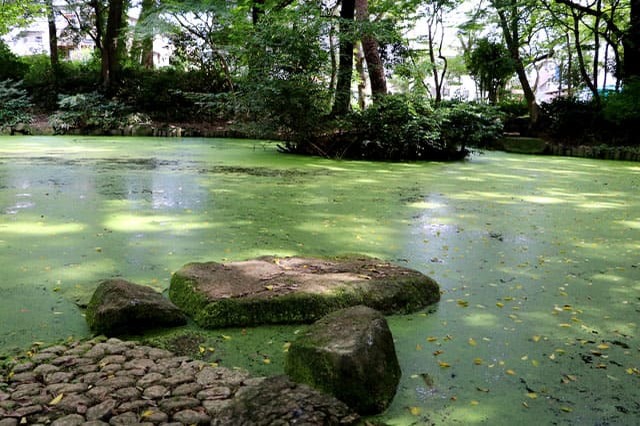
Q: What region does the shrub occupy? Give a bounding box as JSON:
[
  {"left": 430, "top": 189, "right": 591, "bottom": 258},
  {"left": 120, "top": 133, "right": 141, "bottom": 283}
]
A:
[
  {"left": 0, "top": 80, "right": 33, "bottom": 132},
  {"left": 348, "top": 94, "right": 446, "bottom": 160},
  {"left": 21, "top": 55, "right": 100, "bottom": 110},
  {"left": 0, "top": 41, "right": 27, "bottom": 81},
  {"left": 437, "top": 102, "right": 504, "bottom": 149},
  {"left": 540, "top": 97, "right": 602, "bottom": 144},
  {"left": 49, "top": 92, "right": 149, "bottom": 134},
  {"left": 602, "top": 81, "right": 640, "bottom": 145}
]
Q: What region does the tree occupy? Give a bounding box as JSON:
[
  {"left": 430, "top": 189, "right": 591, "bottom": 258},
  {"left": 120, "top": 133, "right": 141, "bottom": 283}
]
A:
[
  {"left": 555, "top": 0, "right": 640, "bottom": 83},
  {"left": 355, "top": 0, "right": 387, "bottom": 98},
  {"left": 331, "top": 0, "right": 356, "bottom": 116},
  {"left": 465, "top": 38, "right": 515, "bottom": 103},
  {"left": 490, "top": 0, "right": 544, "bottom": 125},
  {"left": 0, "top": 0, "right": 43, "bottom": 34}
]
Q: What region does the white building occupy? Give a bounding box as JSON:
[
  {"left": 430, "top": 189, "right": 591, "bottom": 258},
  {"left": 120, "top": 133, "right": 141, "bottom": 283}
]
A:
[{"left": 2, "top": 5, "right": 172, "bottom": 67}]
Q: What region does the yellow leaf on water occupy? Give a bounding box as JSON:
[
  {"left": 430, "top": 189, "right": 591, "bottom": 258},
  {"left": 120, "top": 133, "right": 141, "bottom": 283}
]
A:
[
  {"left": 283, "top": 342, "right": 291, "bottom": 352},
  {"left": 221, "top": 334, "right": 232, "bottom": 340},
  {"left": 208, "top": 347, "right": 215, "bottom": 353},
  {"left": 49, "top": 393, "right": 63, "bottom": 405},
  {"left": 506, "top": 369, "right": 516, "bottom": 376},
  {"left": 526, "top": 392, "right": 538, "bottom": 399},
  {"left": 496, "top": 302, "right": 504, "bottom": 308},
  {"left": 626, "top": 368, "right": 635, "bottom": 375},
  {"left": 560, "top": 406, "right": 573, "bottom": 413},
  {"left": 597, "top": 343, "right": 609, "bottom": 350},
  {"left": 476, "top": 387, "right": 489, "bottom": 393},
  {"left": 457, "top": 300, "right": 469, "bottom": 307},
  {"left": 531, "top": 360, "right": 540, "bottom": 367},
  {"left": 199, "top": 346, "right": 206, "bottom": 354},
  {"left": 470, "top": 400, "right": 479, "bottom": 406},
  {"left": 409, "top": 406, "right": 421, "bottom": 416},
  {"left": 438, "top": 361, "right": 451, "bottom": 368},
  {"left": 558, "top": 323, "right": 572, "bottom": 328},
  {"left": 473, "top": 358, "right": 484, "bottom": 365},
  {"left": 426, "top": 336, "right": 438, "bottom": 342},
  {"left": 522, "top": 401, "right": 530, "bottom": 408},
  {"left": 521, "top": 355, "right": 529, "bottom": 361},
  {"left": 416, "top": 344, "right": 423, "bottom": 351},
  {"left": 468, "top": 338, "right": 477, "bottom": 346},
  {"left": 263, "top": 358, "right": 271, "bottom": 364}
]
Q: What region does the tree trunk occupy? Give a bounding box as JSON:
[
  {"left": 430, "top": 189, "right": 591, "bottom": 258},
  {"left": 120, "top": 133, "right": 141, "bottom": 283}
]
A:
[
  {"left": 355, "top": 0, "right": 387, "bottom": 99},
  {"left": 355, "top": 41, "right": 367, "bottom": 109},
  {"left": 140, "top": 0, "right": 154, "bottom": 69},
  {"left": 331, "top": 0, "right": 355, "bottom": 116},
  {"left": 46, "top": 0, "right": 58, "bottom": 70},
  {"left": 496, "top": 8, "right": 539, "bottom": 126},
  {"left": 624, "top": 0, "right": 640, "bottom": 80},
  {"left": 571, "top": 9, "right": 600, "bottom": 103},
  {"left": 103, "top": 0, "right": 125, "bottom": 92}
]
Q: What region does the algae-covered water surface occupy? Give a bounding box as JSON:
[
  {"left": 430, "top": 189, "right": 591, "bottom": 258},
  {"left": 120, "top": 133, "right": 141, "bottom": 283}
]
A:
[{"left": 1, "top": 136, "right": 638, "bottom": 424}]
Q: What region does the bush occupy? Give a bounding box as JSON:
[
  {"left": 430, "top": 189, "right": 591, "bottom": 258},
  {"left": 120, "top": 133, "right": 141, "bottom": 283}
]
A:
[
  {"left": 49, "top": 92, "right": 149, "bottom": 134},
  {"left": 437, "top": 102, "right": 504, "bottom": 149},
  {"left": 349, "top": 94, "right": 446, "bottom": 160},
  {"left": 602, "top": 81, "right": 640, "bottom": 145},
  {"left": 540, "top": 97, "right": 602, "bottom": 144},
  {"left": 21, "top": 55, "right": 100, "bottom": 110},
  {"left": 0, "top": 80, "right": 32, "bottom": 132},
  {"left": 0, "top": 41, "right": 27, "bottom": 82}
]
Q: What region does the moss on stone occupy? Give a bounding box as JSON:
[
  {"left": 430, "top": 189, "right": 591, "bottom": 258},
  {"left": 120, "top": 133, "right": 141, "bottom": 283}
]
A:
[{"left": 169, "top": 256, "right": 440, "bottom": 329}]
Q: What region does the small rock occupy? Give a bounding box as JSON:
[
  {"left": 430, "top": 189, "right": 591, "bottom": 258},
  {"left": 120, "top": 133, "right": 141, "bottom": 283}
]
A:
[
  {"left": 108, "top": 411, "right": 138, "bottom": 425},
  {"left": 172, "top": 409, "right": 210, "bottom": 424},
  {"left": 196, "top": 386, "right": 232, "bottom": 400},
  {"left": 86, "top": 399, "right": 117, "bottom": 420},
  {"left": 44, "top": 372, "right": 75, "bottom": 384},
  {"left": 143, "top": 385, "right": 168, "bottom": 399},
  {"left": 171, "top": 382, "right": 202, "bottom": 396},
  {"left": 158, "top": 396, "right": 200, "bottom": 412},
  {"left": 137, "top": 373, "right": 165, "bottom": 388},
  {"left": 0, "top": 418, "right": 18, "bottom": 426},
  {"left": 51, "top": 414, "right": 85, "bottom": 426}
]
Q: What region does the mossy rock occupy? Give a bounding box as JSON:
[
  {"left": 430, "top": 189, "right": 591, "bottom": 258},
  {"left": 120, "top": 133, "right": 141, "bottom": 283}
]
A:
[
  {"left": 169, "top": 256, "right": 440, "bottom": 328},
  {"left": 285, "top": 305, "right": 401, "bottom": 415}
]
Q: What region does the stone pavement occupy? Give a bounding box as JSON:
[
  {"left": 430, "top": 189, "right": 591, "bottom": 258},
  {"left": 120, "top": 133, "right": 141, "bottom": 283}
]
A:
[{"left": 0, "top": 337, "right": 358, "bottom": 425}]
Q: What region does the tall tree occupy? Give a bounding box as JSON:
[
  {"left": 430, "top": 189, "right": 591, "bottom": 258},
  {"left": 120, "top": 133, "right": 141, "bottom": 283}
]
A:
[
  {"left": 355, "top": 0, "right": 387, "bottom": 98},
  {"left": 0, "top": 0, "right": 42, "bottom": 34},
  {"left": 331, "top": 0, "right": 355, "bottom": 116},
  {"left": 491, "top": 0, "right": 542, "bottom": 125},
  {"left": 45, "top": 0, "right": 59, "bottom": 71}
]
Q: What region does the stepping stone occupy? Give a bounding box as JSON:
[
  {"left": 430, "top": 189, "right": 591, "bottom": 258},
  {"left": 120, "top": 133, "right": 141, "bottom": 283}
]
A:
[{"left": 169, "top": 256, "right": 439, "bottom": 328}]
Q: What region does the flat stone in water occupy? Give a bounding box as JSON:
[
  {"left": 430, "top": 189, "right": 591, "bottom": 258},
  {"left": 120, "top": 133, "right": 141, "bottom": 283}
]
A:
[{"left": 169, "top": 255, "right": 440, "bottom": 328}]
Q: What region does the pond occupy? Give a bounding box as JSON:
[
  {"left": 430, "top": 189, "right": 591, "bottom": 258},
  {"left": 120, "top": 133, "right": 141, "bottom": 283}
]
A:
[{"left": 0, "top": 136, "right": 638, "bottom": 425}]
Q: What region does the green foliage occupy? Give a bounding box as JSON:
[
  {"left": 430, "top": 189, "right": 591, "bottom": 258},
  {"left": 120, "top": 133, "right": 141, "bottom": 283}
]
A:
[
  {"left": 236, "top": 5, "right": 332, "bottom": 143},
  {"left": 0, "top": 79, "right": 33, "bottom": 131},
  {"left": 438, "top": 102, "right": 504, "bottom": 149},
  {"left": 117, "top": 66, "right": 227, "bottom": 121},
  {"left": 603, "top": 81, "right": 640, "bottom": 126},
  {"left": 465, "top": 38, "right": 515, "bottom": 104},
  {"left": 540, "top": 97, "right": 602, "bottom": 144},
  {"left": 0, "top": 40, "right": 28, "bottom": 81},
  {"left": 49, "top": 92, "right": 149, "bottom": 134},
  {"left": 20, "top": 55, "right": 100, "bottom": 109},
  {"left": 350, "top": 94, "right": 444, "bottom": 160}
]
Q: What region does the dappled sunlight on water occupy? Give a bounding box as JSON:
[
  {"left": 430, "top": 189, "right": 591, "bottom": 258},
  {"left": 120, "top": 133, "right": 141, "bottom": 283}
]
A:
[{"left": 1, "top": 138, "right": 639, "bottom": 424}]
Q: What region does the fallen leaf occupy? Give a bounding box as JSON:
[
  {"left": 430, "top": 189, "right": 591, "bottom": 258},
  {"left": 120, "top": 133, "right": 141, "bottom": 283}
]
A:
[
  {"left": 476, "top": 387, "right": 489, "bottom": 393},
  {"left": 473, "top": 358, "right": 484, "bottom": 365},
  {"left": 468, "top": 338, "right": 477, "bottom": 346},
  {"left": 409, "top": 406, "right": 421, "bottom": 416},
  {"left": 597, "top": 343, "right": 609, "bottom": 350},
  {"left": 526, "top": 392, "right": 537, "bottom": 399},
  {"left": 49, "top": 393, "right": 63, "bottom": 405},
  {"left": 438, "top": 361, "right": 451, "bottom": 368},
  {"left": 221, "top": 334, "right": 232, "bottom": 340},
  {"left": 426, "top": 336, "right": 438, "bottom": 342},
  {"left": 506, "top": 369, "right": 516, "bottom": 375},
  {"left": 560, "top": 406, "right": 573, "bottom": 413},
  {"left": 470, "top": 400, "right": 479, "bottom": 406}
]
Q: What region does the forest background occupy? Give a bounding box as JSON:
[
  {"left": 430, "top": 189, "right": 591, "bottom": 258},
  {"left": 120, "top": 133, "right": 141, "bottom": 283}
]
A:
[{"left": 1, "top": 0, "right": 639, "bottom": 160}]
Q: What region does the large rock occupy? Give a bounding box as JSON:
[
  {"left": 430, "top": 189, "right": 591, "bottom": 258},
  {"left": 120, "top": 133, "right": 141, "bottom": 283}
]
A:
[
  {"left": 169, "top": 255, "right": 440, "bottom": 328},
  {"left": 285, "top": 305, "right": 401, "bottom": 415},
  {"left": 85, "top": 279, "right": 187, "bottom": 335},
  {"left": 212, "top": 375, "right": 359, "bottom": 425}
]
